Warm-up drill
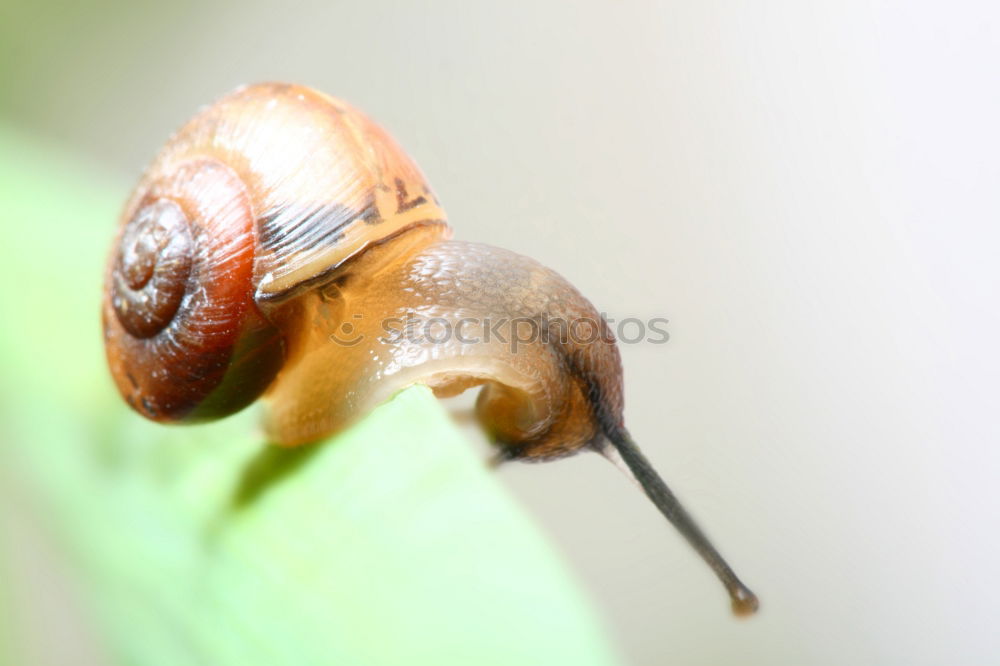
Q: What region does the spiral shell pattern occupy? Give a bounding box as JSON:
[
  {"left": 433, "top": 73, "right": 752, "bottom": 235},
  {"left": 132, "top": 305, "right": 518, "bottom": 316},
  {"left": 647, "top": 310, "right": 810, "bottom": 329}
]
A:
[{"left": 103, "top": 159, "right": 283, "bottom": 421}]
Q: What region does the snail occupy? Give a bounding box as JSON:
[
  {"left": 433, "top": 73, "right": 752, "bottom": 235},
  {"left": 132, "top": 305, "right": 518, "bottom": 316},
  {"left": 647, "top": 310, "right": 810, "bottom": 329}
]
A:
[{"left": 102, "top": 82, "right": 758, "bottom": 616}]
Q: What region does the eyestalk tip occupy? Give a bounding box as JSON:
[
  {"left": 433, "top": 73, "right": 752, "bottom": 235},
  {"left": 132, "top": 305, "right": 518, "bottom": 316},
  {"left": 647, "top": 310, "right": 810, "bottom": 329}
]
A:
[{"left": 728, "top": 583, "right": 759, "bottom": 617}]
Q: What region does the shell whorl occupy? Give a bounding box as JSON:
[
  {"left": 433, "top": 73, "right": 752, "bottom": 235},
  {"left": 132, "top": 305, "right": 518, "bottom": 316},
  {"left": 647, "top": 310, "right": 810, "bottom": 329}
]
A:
[
  {"left": 111, "top": 198, "right": 192, "bottom": 338},
  {"left": 104, "top": 82, "right": 449, "bottom": 423},
  {"left": 104, "top": 159, "right": 282, "bottom": 421}
]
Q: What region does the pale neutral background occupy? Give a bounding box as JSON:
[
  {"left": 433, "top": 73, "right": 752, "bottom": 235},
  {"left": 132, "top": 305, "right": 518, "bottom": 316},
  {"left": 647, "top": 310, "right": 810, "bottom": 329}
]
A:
[{"left": 3, "top": 1, "right": 999, "bottom": 664}]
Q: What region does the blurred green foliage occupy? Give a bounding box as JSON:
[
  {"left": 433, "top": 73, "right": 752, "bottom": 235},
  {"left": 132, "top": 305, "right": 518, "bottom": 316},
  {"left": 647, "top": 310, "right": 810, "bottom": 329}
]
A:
[{"left": 0, "top": 126, "right": 620, "bottom": 665}]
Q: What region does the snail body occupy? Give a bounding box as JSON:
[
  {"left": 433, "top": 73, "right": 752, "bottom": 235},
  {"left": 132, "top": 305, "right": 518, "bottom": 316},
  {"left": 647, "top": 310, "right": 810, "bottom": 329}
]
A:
[{"left": 103, "top": 83, "right": 758, "bottom": 614}]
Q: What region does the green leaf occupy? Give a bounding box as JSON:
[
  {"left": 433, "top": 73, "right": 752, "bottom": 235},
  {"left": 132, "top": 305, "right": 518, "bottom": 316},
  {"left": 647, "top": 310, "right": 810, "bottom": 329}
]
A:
[{"left": 0, "top": 125, "right": 621, "bottom": 665}]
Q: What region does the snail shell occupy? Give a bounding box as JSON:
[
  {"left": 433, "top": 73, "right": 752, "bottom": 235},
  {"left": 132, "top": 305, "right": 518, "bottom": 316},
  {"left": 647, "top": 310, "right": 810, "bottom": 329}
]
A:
[{"left": 104, "top": 83, "right": 448, "bottom": 423}]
